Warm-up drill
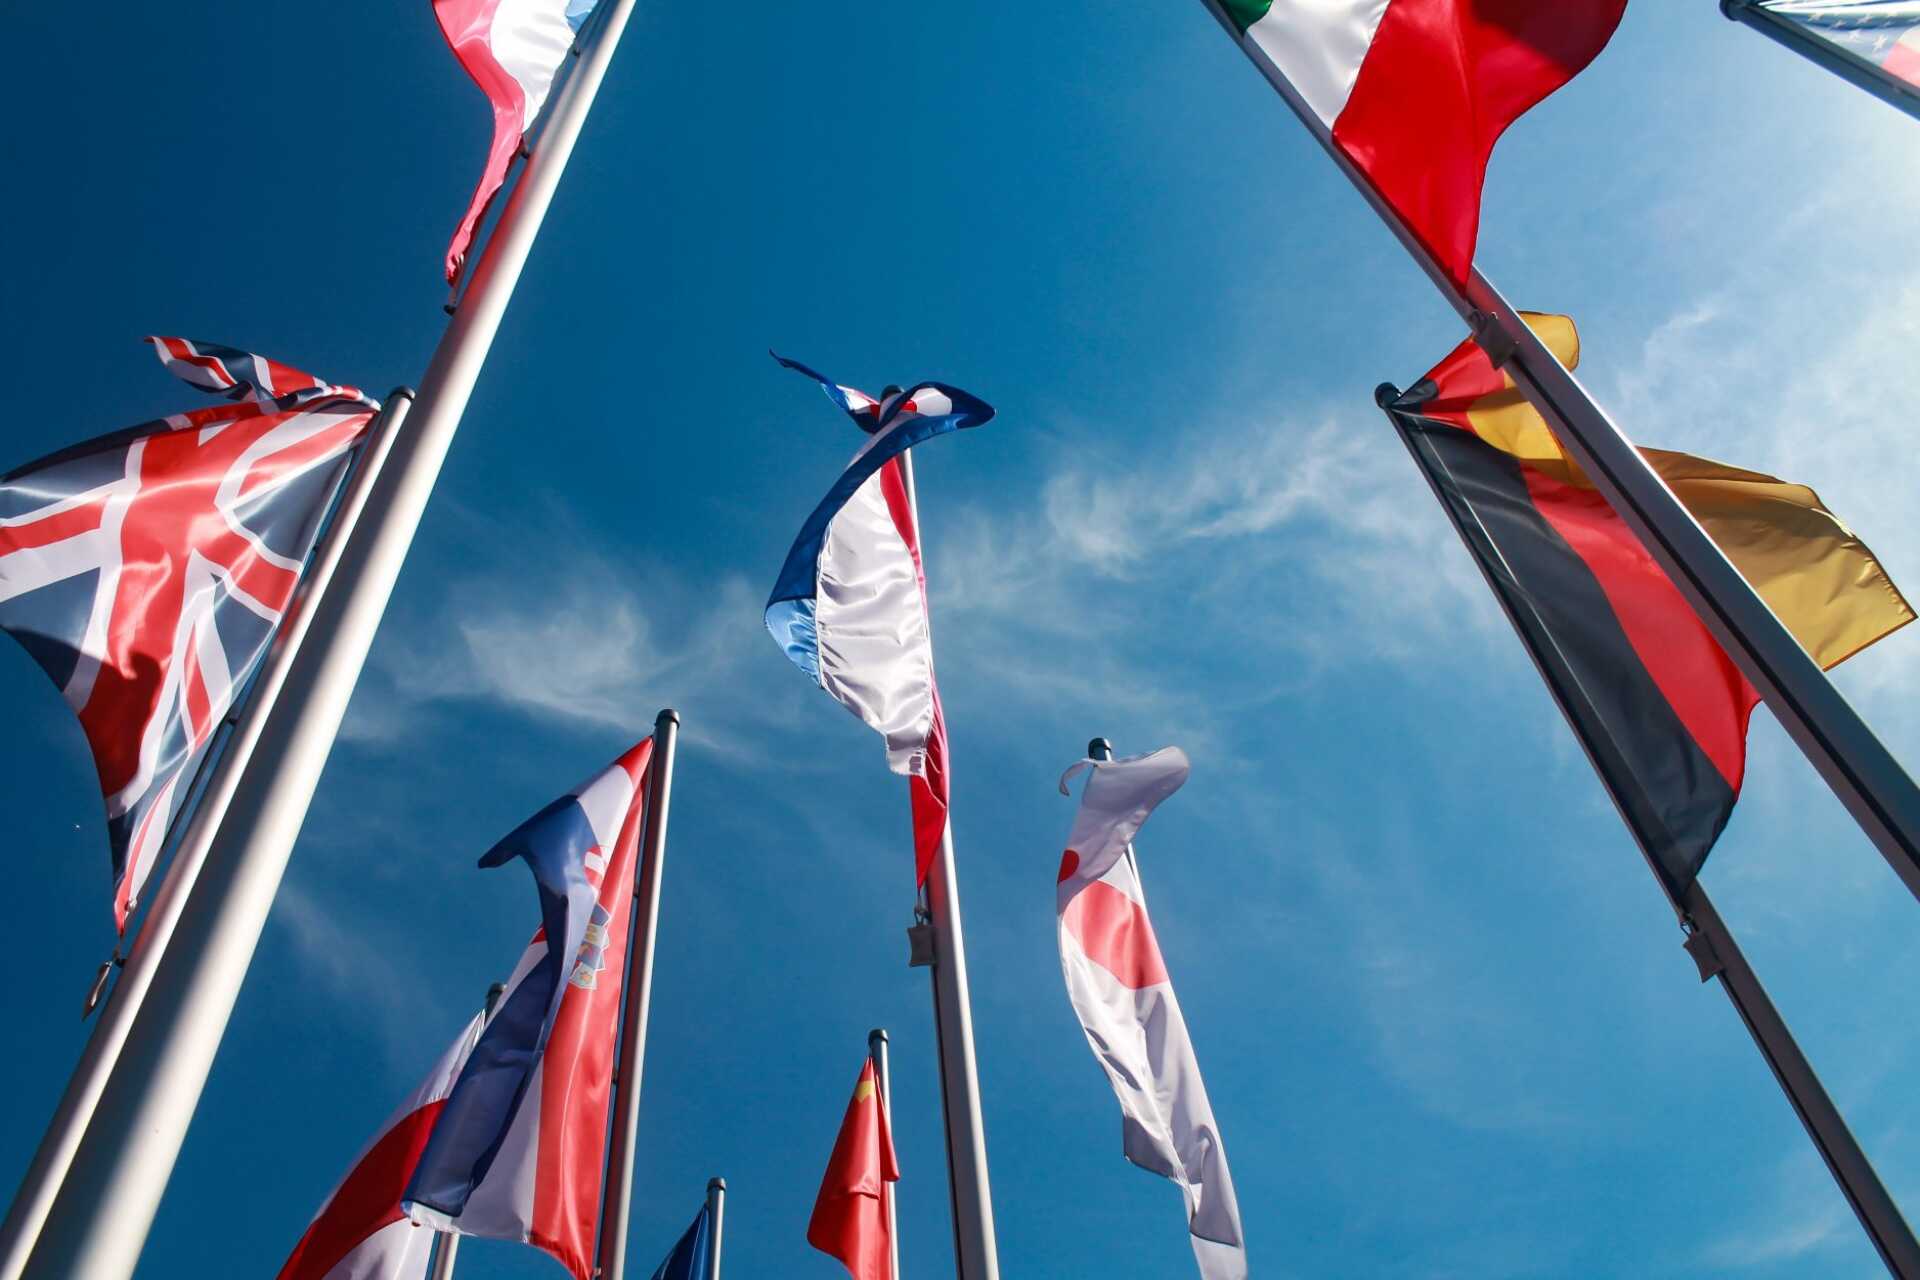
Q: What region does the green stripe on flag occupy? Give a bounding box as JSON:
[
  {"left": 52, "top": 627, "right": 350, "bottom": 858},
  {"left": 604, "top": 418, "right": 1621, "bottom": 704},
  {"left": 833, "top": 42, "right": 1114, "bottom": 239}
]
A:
[{"left": 1218, "top": 0, "right": 1270, "bottom": 34}]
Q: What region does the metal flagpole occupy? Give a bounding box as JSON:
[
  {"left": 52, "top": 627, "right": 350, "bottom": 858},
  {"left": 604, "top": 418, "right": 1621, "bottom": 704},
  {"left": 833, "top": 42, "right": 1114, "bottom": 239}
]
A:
[
  {"left": 1720, "top": 0, "right": 1920, "bottom": 123},
  {"left": 896, "top": 449, "right": 1001, "bottom": 1280},
  {"left": 0, "top": 394, "right": 410, "bottom": 1280},
  {"left": 1382, "top": 393, "right": 1920, "bottom": 1277},
  {"left": 868, "top": 1028, "right": 901, "bottom": 1280},
  {"left": 596, "top": 708, "right": 681, "bottom": 1280},
  {"left": 1196, "top": 0, "right": 1920, "bottom": 910},
  {"left": 704, "top": 1177, "right": 727, "bottom": 1280},
  {"left": 21, "top": 6, "right": 644, "bottom": 1274}
]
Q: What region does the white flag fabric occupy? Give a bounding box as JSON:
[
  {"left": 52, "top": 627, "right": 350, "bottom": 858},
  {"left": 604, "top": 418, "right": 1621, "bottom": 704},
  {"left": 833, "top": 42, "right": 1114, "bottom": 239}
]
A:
[{"left": 1055, "top": 748, "right": 1246, "bottom": 1280}]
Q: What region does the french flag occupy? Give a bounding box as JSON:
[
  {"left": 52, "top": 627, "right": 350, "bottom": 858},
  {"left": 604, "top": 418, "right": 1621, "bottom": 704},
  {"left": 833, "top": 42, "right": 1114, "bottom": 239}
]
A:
[
  {"left": 765, "top": 355, "right": 994, "bottom": 885},
  {"left": 433, "top": 0, "right": 597, "bottom": 284},
  {"left": 1056, "top": 748, "right": 1245, "bottom": 1280},
  {"left": 402, "top": 737, "right": 655, "bottom": 1280},
  {"left": 1221, "top": 0, "right": 1625, "bottom": 286},
  {"left": 276, "top": 1012, "right": 485, "bottom": 1280}
]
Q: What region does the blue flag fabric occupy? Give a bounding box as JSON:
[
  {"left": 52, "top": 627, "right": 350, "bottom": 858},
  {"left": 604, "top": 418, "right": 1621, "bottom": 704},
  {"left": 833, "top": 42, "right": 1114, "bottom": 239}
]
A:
[{"left": 650, "top": 1203, "right": 712, "bottom": 1280}]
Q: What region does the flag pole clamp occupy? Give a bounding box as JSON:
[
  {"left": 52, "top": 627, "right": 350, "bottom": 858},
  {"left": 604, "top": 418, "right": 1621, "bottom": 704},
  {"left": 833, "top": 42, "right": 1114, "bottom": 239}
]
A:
[
  {"left": 1468, "top": 309, "right": 1519, "bottom": 369},
  {"left": 1682, "top": 922, "right": 1725, "bottom": 984}
]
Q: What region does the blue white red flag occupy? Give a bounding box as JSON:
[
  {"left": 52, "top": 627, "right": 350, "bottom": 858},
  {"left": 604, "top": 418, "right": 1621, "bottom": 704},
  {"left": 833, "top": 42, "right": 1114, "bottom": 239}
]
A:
[
  {"left": 0, "top": 338, "right": 377, "bottom": 931},
  {"left": 1758, "top": 1, "right": 1920, "bottom": 91},
  {"left": 764, "top": 355, "right": 993, "bottom": 885},
  {"left": 404, "top": 738, "right": 654, "bottom": 1280},
  {"left": 434, "top": 0, "right": 600, "bottom": 284}
]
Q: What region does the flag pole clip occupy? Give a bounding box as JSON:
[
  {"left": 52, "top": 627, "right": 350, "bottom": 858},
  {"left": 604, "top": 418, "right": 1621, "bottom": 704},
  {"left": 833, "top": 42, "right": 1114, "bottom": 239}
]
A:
[
  {"left": 907, "top": 905, "right": 934, "bottom": 968},
  {"left": 81, "top": 947, "right": 123, "bottom": 1020},
  {"left": 1681, "top": 921, "right": 1724, "bottom": 984}
]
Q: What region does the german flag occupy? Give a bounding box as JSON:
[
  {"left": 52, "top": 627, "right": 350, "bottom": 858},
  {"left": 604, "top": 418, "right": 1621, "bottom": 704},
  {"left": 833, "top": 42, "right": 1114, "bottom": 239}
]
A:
[{"left": 1384, "top": 316, "right": 1913, "bottom": 894}]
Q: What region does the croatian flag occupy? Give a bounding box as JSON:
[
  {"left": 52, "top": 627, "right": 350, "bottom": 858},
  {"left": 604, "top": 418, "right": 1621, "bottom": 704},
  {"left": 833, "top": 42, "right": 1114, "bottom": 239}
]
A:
[
  {"left": 404, "top": 738, "right": 655, "bottom": 1280},
  {"left": 1218, "top": 0, "right": 1625, "bottom": 285},
  {"left": 433, "top": 0, "right": 599, "bottom": 284},
  {"left": 0, "top": 338, "right": 377, "bottom": 930},
  {"left": 1056, "top": 748, "right": 1245, "bottom": 1280},
  {"left": 276, "top": 1012, "right": 486, "bottom": 1280},
  {"left": 765, "top": 355, "right": 994, "bottom": 885}
]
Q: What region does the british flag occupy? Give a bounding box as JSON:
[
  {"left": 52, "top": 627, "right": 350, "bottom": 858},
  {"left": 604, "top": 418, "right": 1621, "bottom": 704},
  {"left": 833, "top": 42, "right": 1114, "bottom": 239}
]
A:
[{"left": 0, "top": 338, "right": 379, "bottom": 932}]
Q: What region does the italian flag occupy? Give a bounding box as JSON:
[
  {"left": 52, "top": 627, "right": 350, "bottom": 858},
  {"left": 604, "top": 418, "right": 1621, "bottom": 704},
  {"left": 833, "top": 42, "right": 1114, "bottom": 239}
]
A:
[{"left": 1220, "top": 0, "right": 1626, "bottom": 286}]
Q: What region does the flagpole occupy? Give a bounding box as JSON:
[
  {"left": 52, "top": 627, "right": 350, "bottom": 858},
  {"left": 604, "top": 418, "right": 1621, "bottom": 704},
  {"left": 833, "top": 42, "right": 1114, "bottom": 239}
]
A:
[
  {"left": 705, "top": 1177, "right": 726, "bottom": 1280},
  {"left": 596, "top": 708, "right": 681, "bottom": 1280},
  {"left": 1720, "top": 0, "right": 1920, "bottom": 123},
  {"left": 0, "top": 391, "right": 411, "bottom": 1280},
  {"left": 1083, "top": 738, "right": 1147, "bottom": 898},
  {"left": 1197, "top": 0, "right": 1920, "bottom": 912},
  {"left": 896, "top": 449, "right": 1001, "bottom": 1280},
  {"left": 424, "top": 980, "right": 506, "bottom": 1280},
  {"left": 868, "top": 1028, "right": 901, "bottom": 1280},
  {"left": 1382, "top": 393, "right": 1920, "bottom": 1278},
  {"left": 20, "top": 7, "right": 643, "bottom": 1274}
]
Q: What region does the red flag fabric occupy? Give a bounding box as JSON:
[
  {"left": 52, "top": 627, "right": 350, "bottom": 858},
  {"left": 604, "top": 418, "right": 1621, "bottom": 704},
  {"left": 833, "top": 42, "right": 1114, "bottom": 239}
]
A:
[{"left": 806, "top": 1057, "right": 900, "bottom": 1280}]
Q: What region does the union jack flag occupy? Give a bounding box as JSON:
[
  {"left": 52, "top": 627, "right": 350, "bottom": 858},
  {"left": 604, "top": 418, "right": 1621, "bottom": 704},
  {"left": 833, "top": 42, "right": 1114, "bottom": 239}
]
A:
[{"left": 0, "top": 338, "right": 379, "bottom": 931}]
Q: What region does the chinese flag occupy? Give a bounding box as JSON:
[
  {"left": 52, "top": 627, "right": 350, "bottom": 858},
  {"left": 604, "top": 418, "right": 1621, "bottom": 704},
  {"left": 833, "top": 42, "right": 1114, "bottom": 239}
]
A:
[{"left": 806, "top": 1057, "right": 900, "bottom": 1280}]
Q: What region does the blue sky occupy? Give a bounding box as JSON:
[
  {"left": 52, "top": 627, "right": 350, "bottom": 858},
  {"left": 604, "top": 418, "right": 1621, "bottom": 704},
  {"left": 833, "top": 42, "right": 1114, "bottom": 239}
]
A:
[{"left": 2, "top": 3, "right": 1919, "bottom": 1277}]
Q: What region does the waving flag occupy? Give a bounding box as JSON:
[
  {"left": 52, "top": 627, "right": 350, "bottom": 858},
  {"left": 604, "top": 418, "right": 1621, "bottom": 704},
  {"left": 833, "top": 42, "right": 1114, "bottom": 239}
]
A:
[
  {"left": 1217, "top": 0, "right": 1625, "bottom": 285},
  {"left": 0, "top": 338, "right": 377, "bottom": 930},
  {"left": 404, "top": 738, "right": 654, "bottom": 1280},
  {"left": 1056, "top": 748, "right": 1245, "bottom": 1280},
  {"left": 1383, "top": 315, "right": 1912, "bottom": 893},
  {"left": 1736, "top": 1, "right": 1920, "bottom": 110},
  {"left": 648, "top": 1201, "right": 713, "bottom": 1280},
  {"left": 277, "top": 1012, "right": 485, "bottom": 1280},
  {"left": 765, "top": 355, "right": 994, "bottom": 884},
  {"left": 434, "top": 0, "right": 599, "bottom": 284},
  {"left": 806, "top": 1056, "right": 900, "bottom": 1280}
]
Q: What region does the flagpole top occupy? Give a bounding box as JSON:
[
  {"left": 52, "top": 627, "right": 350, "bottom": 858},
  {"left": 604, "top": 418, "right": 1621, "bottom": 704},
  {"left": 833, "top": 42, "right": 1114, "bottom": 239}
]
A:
[
  {"left": 1087, "top": 737, "right": 1114, "bottom": 762},
  {"left": 868, "top": 1027, "right": 889, "bottom": 1045},
  {"left": 708, "top": 1176, "right": 726, "bottom": 1192},
  {"left": 655, "top": 707, "right": 679, "bottom": 728},
  {"left": 387, "top": 386, "right": 417, "bottom": 403},
  {"left": 1374, "top": 383, "right": 1401, "bottom": 408}
]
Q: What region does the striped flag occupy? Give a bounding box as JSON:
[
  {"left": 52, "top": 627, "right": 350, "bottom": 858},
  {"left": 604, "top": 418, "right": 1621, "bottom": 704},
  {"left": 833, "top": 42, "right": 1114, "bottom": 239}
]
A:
[
  {"left": 0, "top": 339, "right": 377, "bottom": 930},
  {"left": 403, "top": 738, "right": 654, "bottom": 1280},
  {"left": 1056, "top": 748, "right": 1245, "bottom": 1280},
  {"left": 1384, "top": 314, "right": 1913, "bottom": 892},
  {"left": 765, "top": 355, "right": 994, "bottom": 885},
  {"left": 433, "top": 0, "right": 599, "bottom": 284},
  {"left": 276, "top": 1012, "right": 486, "bottom": 1280},
  {"left": 1217, "top": 0, "right": 1625, "bottom": 285}
]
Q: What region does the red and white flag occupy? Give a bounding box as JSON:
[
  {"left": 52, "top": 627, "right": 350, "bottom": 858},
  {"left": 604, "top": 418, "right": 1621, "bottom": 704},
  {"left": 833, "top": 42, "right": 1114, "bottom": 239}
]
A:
[
  {"left": 276, "top": 1012, "right": 485, "bottom": 1280},
  {"left": 433, "top": 0, "right": 597, "bottom": 284},
  {"left": 806, "top": 1056, "right": 900, "bottom": 1280},
  {"left": 1218, "top": 0, "right": 1626, "bottom": 285},
  {"left": 1056, "top": 748, "right": 1245, "bottom": 1280}
]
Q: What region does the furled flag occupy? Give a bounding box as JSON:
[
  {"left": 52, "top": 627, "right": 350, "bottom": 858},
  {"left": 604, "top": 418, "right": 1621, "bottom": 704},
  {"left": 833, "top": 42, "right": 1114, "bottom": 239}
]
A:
[
  {"left": 0, "top": 338, "right": 378, "bottom": 931},
  {"left": 276, "top": 1012, "right": 486, "bottom": 1280},
  {"left": 1736, "top": 1, "right": 1920, "bottom": 109},
  {"left": 765, "top": 354, "right": 994, "bottom": 885},
  {"left": 1056, "top": 748, "right": 1245, "bottom": 1280},
  {"left": 1382, "top": 315, "right": 1913, "bottom": 894},
  {"left": 648, "top": 1201, "right": 713, "bottom": 1280},
  {"left": 806, "top": 1056, "right": 900, "bottom": 1280},
  {"left": 1215, "top": 0, "right": 1626, "bottom": 285},
  {"left": 403, "top": 738, "right": 655, "bottom": 1280},
  {"left": 433, "top": 0, "right": 599, "bottom": 284}
]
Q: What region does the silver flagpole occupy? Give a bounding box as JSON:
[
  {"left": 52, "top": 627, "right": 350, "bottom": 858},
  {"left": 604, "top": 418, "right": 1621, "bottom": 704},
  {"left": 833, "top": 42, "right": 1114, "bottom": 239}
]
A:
[
  {"left": 1721, "top": 0, "right": 1920, "bottom": 123},
  {"left": 705, "top": 1177, "right": 726, "bottom": 1280},
  {"left": 1196, "top": 0, "right": 1920, "bottom": 908},
  {"left": 1382, "top": 393, "right": 1920, "bottom": 1276},
  {"left": 867, "top": 1028, "right": 901, "bottom": 1280},
  {"left": 596, "top": 709, "right": 681, "bottom": 1280},
  {"left": 21, "top": 6, "right": 643, "bottom": 1274},
  {"left": 896, "top": 449, "right": 1001, "bottom": 1280},
  {"left": 0, "top": 392, "right": 410, "bottom": 1280}
]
